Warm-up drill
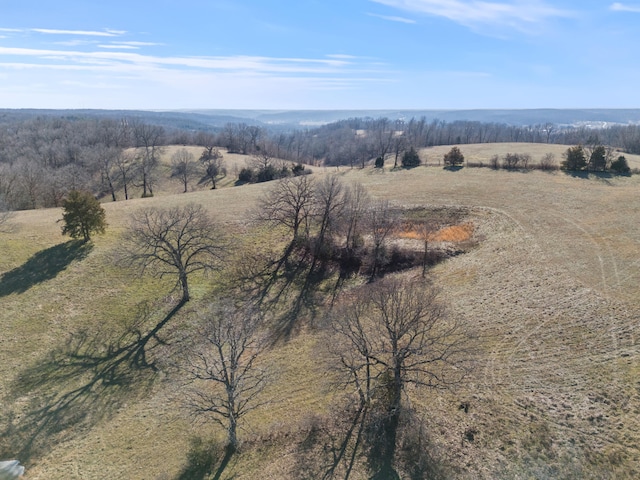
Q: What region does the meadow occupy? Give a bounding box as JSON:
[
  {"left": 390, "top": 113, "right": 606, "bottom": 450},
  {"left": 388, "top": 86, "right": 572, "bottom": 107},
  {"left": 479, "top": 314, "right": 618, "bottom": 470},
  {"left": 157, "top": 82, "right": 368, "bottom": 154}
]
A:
[{"left": 1, "top": 143, "right": 639, "bottom": 478}]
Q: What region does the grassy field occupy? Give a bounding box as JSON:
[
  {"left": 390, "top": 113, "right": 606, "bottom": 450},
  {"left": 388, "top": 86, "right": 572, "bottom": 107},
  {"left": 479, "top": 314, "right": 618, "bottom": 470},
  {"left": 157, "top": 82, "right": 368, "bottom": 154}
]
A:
[
  {"left": 1, "top": 143, "right": 640, "bottom": 478},
  {"left": 113, "top": 146, "right": 303, "bottom": 200},
  {"left": 419, "top": 142, "right": 640, "bottom": 169}
]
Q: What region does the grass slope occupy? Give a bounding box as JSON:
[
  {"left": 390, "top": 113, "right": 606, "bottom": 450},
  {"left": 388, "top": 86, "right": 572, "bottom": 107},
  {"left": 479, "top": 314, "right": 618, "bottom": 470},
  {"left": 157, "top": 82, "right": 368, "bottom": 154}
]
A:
[{"left": 1, "top": 144, "right": 640, "bottom": 478}]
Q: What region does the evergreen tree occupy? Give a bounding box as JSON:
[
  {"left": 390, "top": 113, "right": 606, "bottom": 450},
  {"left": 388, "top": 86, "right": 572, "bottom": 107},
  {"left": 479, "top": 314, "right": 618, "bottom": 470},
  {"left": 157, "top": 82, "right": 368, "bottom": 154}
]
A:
[
  {"left": 401, "top": 147, "right": 421, "bottom": 168},
  {"left": 610, "top": 155, "right": 631, "bottom": 174},
  {"left": 61, "top": 190, "right": 107, "bottom": 242},
  {"left": 443, "top": 146, "right": 464, "bottom": 167},
  {"left": 589, "top": 145, "right": 607, "bottom": 171},
  {"left": 561, "top": 145, "right": 587, "bottom": 171}
]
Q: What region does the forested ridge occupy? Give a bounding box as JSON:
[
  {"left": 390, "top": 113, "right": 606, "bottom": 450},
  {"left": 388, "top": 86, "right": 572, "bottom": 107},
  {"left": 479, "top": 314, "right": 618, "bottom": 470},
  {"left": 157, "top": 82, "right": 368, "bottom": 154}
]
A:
[{"left": 1, "top": 111, "right": 640, "bottom": 211}]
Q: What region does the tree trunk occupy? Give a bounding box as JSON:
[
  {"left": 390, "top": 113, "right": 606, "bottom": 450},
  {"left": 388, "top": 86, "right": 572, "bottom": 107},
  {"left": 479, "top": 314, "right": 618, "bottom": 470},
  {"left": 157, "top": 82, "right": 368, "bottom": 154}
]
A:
[
  {"left": 107, "top": 176, "right": 117, "bottom": 202},
  {"left": 228, "top": 413, "right": 238, "bottom": 451},
  {"left": 180, "top": 272, "right": 190, "bottom": 302}
]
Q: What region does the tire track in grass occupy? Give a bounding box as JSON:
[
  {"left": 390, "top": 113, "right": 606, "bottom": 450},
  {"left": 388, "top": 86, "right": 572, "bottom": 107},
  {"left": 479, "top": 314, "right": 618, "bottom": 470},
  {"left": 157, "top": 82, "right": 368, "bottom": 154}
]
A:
[
  {"left": 475, "top": 207, "right": 626, "bottom": 399},
  {"left": 544, "top": 210, "right": 622, "bottom": 295}
]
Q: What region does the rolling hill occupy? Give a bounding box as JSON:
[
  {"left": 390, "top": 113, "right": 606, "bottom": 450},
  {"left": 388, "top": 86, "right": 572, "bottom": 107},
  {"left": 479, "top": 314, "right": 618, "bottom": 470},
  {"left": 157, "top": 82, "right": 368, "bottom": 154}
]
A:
[{"left": 1, "top": 144, "right": 639, "bottom": 479}]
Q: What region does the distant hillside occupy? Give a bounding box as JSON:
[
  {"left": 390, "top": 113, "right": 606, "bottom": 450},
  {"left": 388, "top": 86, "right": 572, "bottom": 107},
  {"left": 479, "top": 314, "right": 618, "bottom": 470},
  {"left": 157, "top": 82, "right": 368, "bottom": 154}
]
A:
[
  {"left": 3, "top": 108, "right": 640, "bottom": 131},
  {"left": 187, "top": 108, "right": 640, "bottom": 127},
  {"left": 0, "top": 109, "right": 267, "bottom": 132}
]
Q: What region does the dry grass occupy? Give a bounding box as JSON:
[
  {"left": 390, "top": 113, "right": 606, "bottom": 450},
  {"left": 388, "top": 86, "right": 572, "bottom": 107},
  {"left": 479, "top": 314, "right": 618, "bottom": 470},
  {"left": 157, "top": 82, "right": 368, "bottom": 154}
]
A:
[
  {"left": 399, "top": 223, "right": 474, "bottom": 242},
  {"left": 2, "top": 143, "right": 640, "bottom": 478},
  {"left": 114, "top": 146, "right": 306, "bottom": 199},
  {"left": 420, "top": 142, "right": 640, "bottom": 169}
]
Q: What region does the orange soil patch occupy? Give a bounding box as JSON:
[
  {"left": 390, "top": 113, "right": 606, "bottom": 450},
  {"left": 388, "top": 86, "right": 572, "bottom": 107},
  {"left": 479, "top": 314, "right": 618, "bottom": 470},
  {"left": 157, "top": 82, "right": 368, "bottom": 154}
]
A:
[{"left": 397, "top": 223, "right": 474, "bottom": 242}]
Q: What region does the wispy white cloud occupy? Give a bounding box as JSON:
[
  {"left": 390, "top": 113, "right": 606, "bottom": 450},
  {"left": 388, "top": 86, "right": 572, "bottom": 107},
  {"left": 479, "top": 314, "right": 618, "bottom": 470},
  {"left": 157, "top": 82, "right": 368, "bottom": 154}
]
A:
[
  {"left": 368, "top": 12, "right": 417, "bottom": 24},
  {"left": 0, "top": 46, "right": 375, "bottom": 75},
  {"left": 118, "top": 41, "right": 162, "bottom": 47},
  {"left": 370, "top": 0, "right": 573, "bottom": 31},
  {"left": 327, "top": 54, "right": 359, "bottom": 60},
  {"left": 98, "top": 44, "right": 140, "bottom": 50},
  {"left": 610, "top": 2, "right": 640, "bottom": 13},
  {"left": 32, "top": 28, "right": 126, "bottom": 37},
  {"left": 54, "top": 40, "right": 97, "bottom": 47}
]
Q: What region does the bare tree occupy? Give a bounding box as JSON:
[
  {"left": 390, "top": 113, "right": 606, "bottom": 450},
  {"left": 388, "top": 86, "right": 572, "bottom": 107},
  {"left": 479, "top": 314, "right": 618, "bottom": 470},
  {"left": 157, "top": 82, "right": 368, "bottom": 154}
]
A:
[
  {"left": 131, "top": 121, "right": 164, "bottom": 197},
  {"left": 372, "top": 118, "right": 394, "bottom": 164},
  {"left": 123, "top": 203, "right": 226, "bottom": 302},
  {"left": 543, "top": 122, "right": 556, "bottom": 143},
  {"left": 256, "top": 175, "right": 315, "bottom": 244},
  {"left": 170, "top": 148, "right": 199, "bottom": 193},
  {"left": 250, "top": 147, "right": 277, "bottom": 182},
  {"left": 114, "top": 151, "right": 135, "bottom": 200},
  {"left": 0, "top": 196, "right": 14, "bottom": 232},
  {"left": 417, "top": 220, "right": 440, "bottom": 277},
  {"left": 184, "top": 300, "right": 269, "bottom": 451},
  {"left": 331, "top": 278, "right": 470, "bottom": 479},
  {"left": 391, "top": 134, "right": 407, "bottom": 169},
  {"left": 366, "top": 200, "right": 398, "bottom": 281},
  {"left": 199, "top": 146, "right": 225, "bottom": 190},
  {"left": 92, "top": 145, "right": 121, "bottom": 201},
  {"left": 313, "top": 175, "right": 348, "bottom": 257},
  {"left": 0, "top": 164, "right": 18, "bottom": 211},
  {"left": 18, "top": 160, "right": 43, "bottom": 210},
  {"left": 341, "top": 182, "right": 370, "bottom": 252}
]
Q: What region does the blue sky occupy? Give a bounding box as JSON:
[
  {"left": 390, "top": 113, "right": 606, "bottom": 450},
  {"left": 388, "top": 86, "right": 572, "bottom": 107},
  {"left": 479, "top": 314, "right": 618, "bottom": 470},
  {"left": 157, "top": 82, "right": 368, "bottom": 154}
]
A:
[{"left": 1, "top": 0, "right": 639, "bottom": 110}]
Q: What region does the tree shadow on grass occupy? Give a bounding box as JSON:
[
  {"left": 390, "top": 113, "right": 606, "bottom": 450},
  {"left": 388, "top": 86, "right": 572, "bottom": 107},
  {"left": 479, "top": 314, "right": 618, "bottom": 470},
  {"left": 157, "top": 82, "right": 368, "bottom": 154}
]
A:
[
  {"left": 235, "top": 242, "right": 328, "bottom": 341},
  {"left": 174, "top": 437, "right": 237, "bottom": 480},
  {"left": 0, "top": 296, "right": 186, "bottom": 464},
  {"left": 0, "top": 240, "right": 92, "bottom": 297}
]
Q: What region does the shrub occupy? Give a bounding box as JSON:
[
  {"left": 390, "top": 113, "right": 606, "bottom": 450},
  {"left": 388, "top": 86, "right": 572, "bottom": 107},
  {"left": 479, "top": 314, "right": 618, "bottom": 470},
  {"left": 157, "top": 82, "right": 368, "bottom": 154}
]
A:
[
  {"left": 610, "top": 155, "right": 631, "bottom": 174},
  {"left": 538, "top": 152, "right": 557, "bottom": 171},
  {"left": 238, "top": 167, "right": 254, "bottom": 183},
  {"left": 401, "top": 147, "right": 421, "bottom": 168},
  {"left": 375, "top": 156, "right": 385, "bottom": 169},
  {"left": 256, "top": 165, "right": 278, "bottom": 183},
  {"left": 443, "top": 146, "right": 464, "bottom": 167},
  {"left": 292, "top": 163, "right": 306, "bottom": 176},
  {"left": 502, "top": 153, "right": 520, "bottom": 169}
]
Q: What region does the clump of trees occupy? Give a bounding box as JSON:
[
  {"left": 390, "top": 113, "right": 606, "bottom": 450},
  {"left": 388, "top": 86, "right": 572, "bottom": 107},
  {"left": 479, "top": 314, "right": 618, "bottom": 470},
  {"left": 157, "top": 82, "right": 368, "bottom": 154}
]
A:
[
  {"left": 560, "top": 143, "right": 630, "bottom": 174},
  {"left": 60, "top": 190, "right": 107, "bottom": 242},
  {"left": 2, "top": 112, "right": 638, "bottom": 213},
  {"left": 236, "top": 146, "right": 309, "bottom": 185},
  {"left": 254, "top": 176, "right": 460, "bottom": 294}
]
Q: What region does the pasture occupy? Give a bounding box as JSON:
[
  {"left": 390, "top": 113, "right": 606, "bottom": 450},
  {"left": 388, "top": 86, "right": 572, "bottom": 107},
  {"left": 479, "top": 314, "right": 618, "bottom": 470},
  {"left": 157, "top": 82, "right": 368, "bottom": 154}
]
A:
[{"left": 1, "top": 144, "right": 639, "bottom": 478}]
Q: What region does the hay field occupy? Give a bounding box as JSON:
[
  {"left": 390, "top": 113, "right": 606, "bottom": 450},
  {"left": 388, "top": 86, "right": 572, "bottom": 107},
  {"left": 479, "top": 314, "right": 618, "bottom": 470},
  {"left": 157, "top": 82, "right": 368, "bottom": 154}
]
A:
[
  {"left": 420, "top": 142, "right": 640, "bottom": 169},
  {"left": 1, "top": 146, "right": 640, "bottom": 478},
  {"left": 347, "top": 164, "right": 640, "bottom": 477}
]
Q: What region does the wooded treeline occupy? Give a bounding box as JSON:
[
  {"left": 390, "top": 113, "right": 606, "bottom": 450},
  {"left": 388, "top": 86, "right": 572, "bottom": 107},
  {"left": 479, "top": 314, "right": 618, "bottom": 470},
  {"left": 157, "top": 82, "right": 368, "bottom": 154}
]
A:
[{"left": 1, "top": 113, "right": 640, "bottom": 210}]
